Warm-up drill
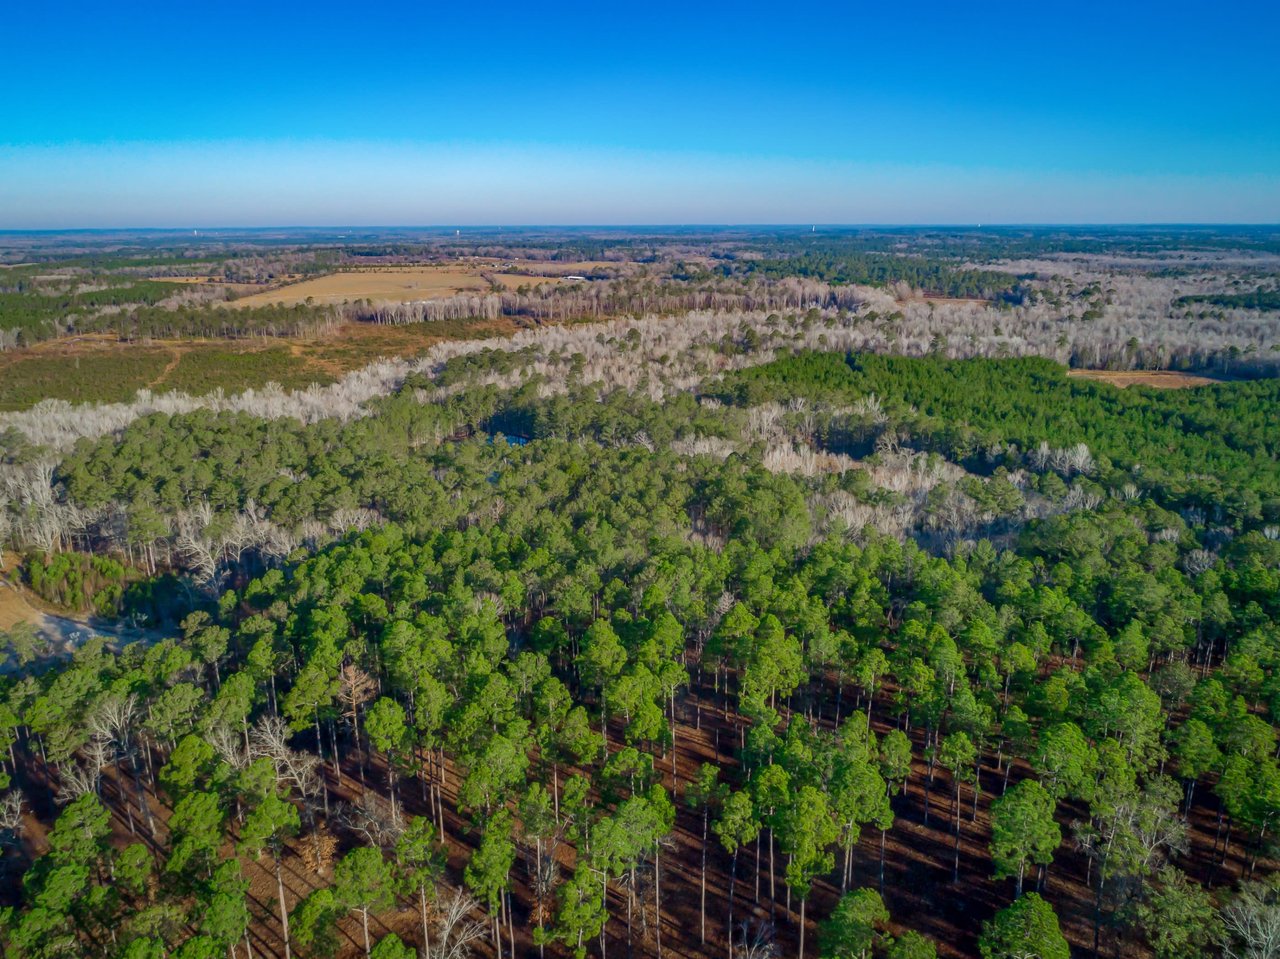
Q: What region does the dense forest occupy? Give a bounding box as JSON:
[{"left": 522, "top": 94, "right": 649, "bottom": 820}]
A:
[
  {"left": 0, "top": 280, "right": 187, "bottom": 342},
  {"left": 1, "top": 336, "right": 1280, "bottom": 959},
  {"left": 741, "top": 254, "right": 1027, "bottom": 303},
  {"left": 1178, "top": 289, "right": 1280, "bottom": 312},
  {"left": 0, "top": 246, "right": 344, "bottom": 347}
]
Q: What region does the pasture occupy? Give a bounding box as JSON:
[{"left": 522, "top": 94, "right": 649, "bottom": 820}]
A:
[{"left": 229, "top": 265, "right": 567, "bottom": 308}]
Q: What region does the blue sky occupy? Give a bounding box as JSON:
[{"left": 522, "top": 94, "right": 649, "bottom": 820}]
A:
[{"left": 3, "top": 1, "right": 1277, "bottom": 226}]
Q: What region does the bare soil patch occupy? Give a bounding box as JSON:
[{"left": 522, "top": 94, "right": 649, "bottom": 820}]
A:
[
  {"left": 0, "top": 553, "right": 37, "bottom": 633},
  {"left": 1068, "top": 369, "right": 1227, "bottom": 389}
]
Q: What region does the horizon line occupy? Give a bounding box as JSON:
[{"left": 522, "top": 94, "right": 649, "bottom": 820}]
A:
[{"left": 4, "top": 222, "right": 1280, "bottom": 234}]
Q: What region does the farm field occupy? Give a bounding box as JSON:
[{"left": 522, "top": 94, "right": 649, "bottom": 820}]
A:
[{"left": 230, "top": 265, "right": 567, "bottom": 308}]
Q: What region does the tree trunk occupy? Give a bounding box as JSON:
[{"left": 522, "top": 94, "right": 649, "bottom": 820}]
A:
[
  {"left": 700, "top": 809, "right": 708, "bottom": 943},
  {"left": 654, "top": 841, "right": 663, "bottom": 959},
  {"left": 553, "top": 761, "right": 560, "bottom": 823},
  {"left": 670, "top": 692, "right": 678, "bottom": 782},
  {"left": 330, "top": 721, "right": 342, "bottom": 785},
  {"left": 388, "top": 760, "right": 399, "bottom": 828},
  {"left": 420, "top": 884, "right": 432, "bottom": 959},
  {"left": 727, "top": 847, "right": 738, "bottom": 959},
  {"left": 972, "top": 762, "right": 981, "bottom": 821},
  {"left": 274, "top": 858, "right": 292, "bottom": 959},
  {"left": 953, "top": 781, "right": 962, "bottom": 883},
  {"left": 1092, "top": 874, "right": 1105, "bottom": 959},
  {"left": 799, "top": 896, "right": 807, "bottom": 959},
  {"left": 769, "top": 828, "right": 776, "bottom": 911},
  {"left": 754, "top": 834, "right": 761, "bottom": 905},
  {"left": 507, "top": 891, "right": 516, "bottom": 959},
  {"left": 879, "top": 828, "right": 886, "bottom": 894}
]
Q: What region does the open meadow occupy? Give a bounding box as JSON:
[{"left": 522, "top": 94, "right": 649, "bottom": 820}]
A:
[{"left": 230, "top": 265, "right": 572, "bottom": 308}]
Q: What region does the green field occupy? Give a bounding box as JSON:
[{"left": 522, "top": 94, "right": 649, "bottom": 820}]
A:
[
  {"left": 0, "top": 344, "right": 332, "bottom": 411},
  {"left": 161, "top": 345, "right": 334, "bottom": 395},
  {"left": 0, "top": 350, "right": 173, "bottom": 410}
]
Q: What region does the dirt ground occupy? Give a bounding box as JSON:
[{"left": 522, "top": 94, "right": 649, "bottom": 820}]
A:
[
  {"left": 0, "top": 552, "right": 163, "bottom": 666},
  {"left": 229, "top": 266, "right": 566, "bottom": 308},
  {"left": 1067, "top": 368, "right": 1226, "bottom": 389}
]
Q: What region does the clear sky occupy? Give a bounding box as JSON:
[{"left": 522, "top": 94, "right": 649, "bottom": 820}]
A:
[{"left": 3, "top": 0, "right": 1277, "bottom": 227}]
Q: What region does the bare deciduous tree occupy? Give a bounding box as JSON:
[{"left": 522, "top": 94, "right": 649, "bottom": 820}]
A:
[{"left": 430, "top": 889, "right": 489, "bottom": 959}]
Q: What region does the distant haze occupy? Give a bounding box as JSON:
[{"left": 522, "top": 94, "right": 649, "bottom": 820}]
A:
[{"left": 3, "top": 1, "right": 1278, "bottom": 227}]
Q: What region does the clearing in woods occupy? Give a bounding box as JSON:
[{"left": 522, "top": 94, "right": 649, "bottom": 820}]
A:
[
  {"left": 0, "top": 317, "right": 523, "bottom": 411},
  {"left": 1067, "top": 368, "right": 1228, "bottom": 389},
  {"left": 229, "top": 265, "right": 571, "bottom": 308}
]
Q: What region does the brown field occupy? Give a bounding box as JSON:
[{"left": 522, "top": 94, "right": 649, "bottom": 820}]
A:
[
  {"left": 229, "top": 266, "right": 565, "bottom": 308},
  {"left": 1068, "top": 368, "right": 1226, "bottom": 389}
]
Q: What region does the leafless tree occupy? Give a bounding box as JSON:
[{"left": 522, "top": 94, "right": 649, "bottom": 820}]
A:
[
  {"left": 335, "top": 792, "right": 400, "bottom": 850},
  {"left": 250, "top": 716, "right": 323, "bottom": 799},
  {"left": 338, "top": 662, "right": 377, "bottom": 777},
  {"left": 430, "top": 889, "right": 489, "bottom": 959},
  {"left": 1223, "top": 880, "right": 1280, "bottom": 959},
  {"left": 56, "top": 750, "right": 108, "bottom": 805}
]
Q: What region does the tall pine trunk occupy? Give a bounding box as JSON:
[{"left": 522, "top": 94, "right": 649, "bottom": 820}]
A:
[
  {"left": 727, "top": 847, "right": 738, "bottom": 959},
  {"left": 274, "top": 857, "right": 292, "bottom": 959},
  {"left": 700, "top": 808, "right": 708, "bottom": 943}
]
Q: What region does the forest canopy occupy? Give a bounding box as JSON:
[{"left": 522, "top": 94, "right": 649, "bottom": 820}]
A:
[{"left": 0, "top": 228, "right": 1278, "bottom": 959}]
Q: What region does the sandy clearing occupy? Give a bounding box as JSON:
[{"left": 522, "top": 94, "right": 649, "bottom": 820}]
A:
[
  {"left": 0, "top": 552, "right": 165, "bottom": 665},
  {"left": 1068, "top": 369, "right": 1227, "bottom": 389}
]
